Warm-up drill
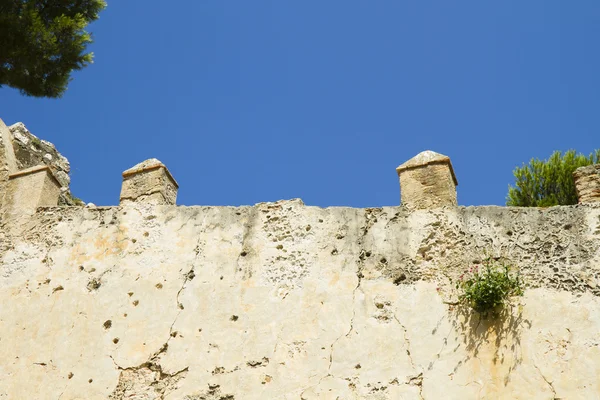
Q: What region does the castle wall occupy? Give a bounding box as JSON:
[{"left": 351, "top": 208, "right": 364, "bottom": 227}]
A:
[{"left": 1, "top": 200, "right": 600, "bottom": 399}]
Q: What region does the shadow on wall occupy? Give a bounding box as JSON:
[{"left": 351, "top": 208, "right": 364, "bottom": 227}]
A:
[{"left": 430, "top": 303, "right": 533, "bottom": 389}]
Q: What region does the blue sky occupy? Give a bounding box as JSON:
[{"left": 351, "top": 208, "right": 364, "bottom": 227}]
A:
[{"left": 1, "top": 1, "right": 599, "bottom": 207}]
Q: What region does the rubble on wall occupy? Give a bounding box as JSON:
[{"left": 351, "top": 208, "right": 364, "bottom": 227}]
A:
[{"left": 8, "top": 122, "right": 83, "bottom": 206}]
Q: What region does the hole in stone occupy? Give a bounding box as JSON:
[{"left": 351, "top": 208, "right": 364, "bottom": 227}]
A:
[
  {"left": 68, "top": 372, "right": 73, "bottom": 379},
  {"left": 132, "top": 300, "right": 139, "bottom": 306},
  {"left": 393, "top": 274, "right": 407, "bottom": 285},
  {"left": 113, "top": 338, "right": 119, "bottom": 344},
  {"left": 230, "top": 315, "right": 239, "bottom": 322},
  {"left": 87, "top": 279, "right": 101, "bottom": 291},
  {"left": 155, "top": 283, "right": 163, "bottom": 289},
  {"left": 103, "top": 320, "right": 112, "bottom": 330},
  {"left": 240, "top": 251, "right": 247, "bottom": 257}
]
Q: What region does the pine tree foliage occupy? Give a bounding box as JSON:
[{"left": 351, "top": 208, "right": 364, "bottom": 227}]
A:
[
  {"left": 507, "top": 150, "right": 600, "bottom": 207},
  {"left": 0, "top": 0, "right": 106, "bottom": 98}
]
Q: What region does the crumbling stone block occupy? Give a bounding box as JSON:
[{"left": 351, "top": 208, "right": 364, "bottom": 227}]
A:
[
  {"left": 120, "top": 159, "right": 178, "bottom": 206},
  {"left": 396, "top": 150, "right": 458, "bottom": 210},
  {"left": 5, "top": 165, "right": 61, "bottom": 216},
  {"left": 574, "top": 164, "right": 600, "bottom": 204}
]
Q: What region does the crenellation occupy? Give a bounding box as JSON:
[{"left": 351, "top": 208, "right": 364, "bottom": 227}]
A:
[
  {"left": 396, "top": 150, "right": 458, "bottom": 210},
  {"left": 1, "top": 124, "right": 600, "bottom": 399},
  {"left": 574, "top": 164, "right": 600, "bottom": 204},
  {"left": 120, "top": 158, "right": 179, "bottom": 206}
]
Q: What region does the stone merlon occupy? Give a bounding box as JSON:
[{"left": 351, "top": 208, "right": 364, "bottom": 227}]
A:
[
  {"left": 120, "top": 158, "right": 179, "bottom": 206},
  {"left": 574, "top": 164, "right": 600, "bottom": 204},
  {"left": 396, "top": 150, "right": 458, "bottom": 210}
]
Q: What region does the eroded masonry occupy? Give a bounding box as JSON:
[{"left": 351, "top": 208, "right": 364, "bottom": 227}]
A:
[{"left": 1, "top": 118, "right": 600, "bottom": 400}]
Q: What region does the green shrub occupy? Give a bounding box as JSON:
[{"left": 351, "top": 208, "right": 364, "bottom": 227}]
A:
[
  {"left": 456, "top": 257, "right": 523, "bottom": 316},
  {"left": 31, "top": 137, "right": 42, "bottom": 148},
  {"left": 507, "top": 149, "right": 600, "bottom": 207}
]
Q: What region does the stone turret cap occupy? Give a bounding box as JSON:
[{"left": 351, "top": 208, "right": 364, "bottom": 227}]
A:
[
  {"left": 122, "top": 158, "right": 178, "bottom": 188},
  {"left": 396, "top": 150, "right": 458, "bottom": 186}
]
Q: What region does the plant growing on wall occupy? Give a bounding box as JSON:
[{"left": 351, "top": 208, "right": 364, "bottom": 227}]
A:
[
  {"left": 507, "top": 149, "right": 600, "bottom": 207},
  {"left": 455, "top": 257, "right": 523, "bottom": 317}
]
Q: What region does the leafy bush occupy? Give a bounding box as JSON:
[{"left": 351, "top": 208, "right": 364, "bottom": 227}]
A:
[
  {"left": 507, "top": 149, "right": 600, "bottom": 207},
  {"left": 456, "top": 258, "right": 523, "bottom": 316}
]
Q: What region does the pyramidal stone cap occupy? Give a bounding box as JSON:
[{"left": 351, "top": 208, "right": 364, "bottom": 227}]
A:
[
  {"left": 122, "top": 158, "right": 179, "bottom": 187},
  {"left": 396, "top": 150, "right": 458, "bottom": 186},
  {"left": 396, "top": 150, "right": 458, "bottom": 210},
  {"left": 120, "top": 158, "right": 179, "bottom": 205}
]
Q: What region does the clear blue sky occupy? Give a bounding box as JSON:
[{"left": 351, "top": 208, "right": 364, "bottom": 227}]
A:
[{"left": 1, "top": 1, "right": 598, "bottom": 207}]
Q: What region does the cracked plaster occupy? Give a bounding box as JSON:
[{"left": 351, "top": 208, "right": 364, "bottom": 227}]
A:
[{"left": 1, "top": 200, "right": 600, "bottom": 399}]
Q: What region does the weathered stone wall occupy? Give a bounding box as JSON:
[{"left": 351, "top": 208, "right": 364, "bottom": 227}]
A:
[
  {"left": 396, "top": 151, "right": 458, "bottom": 211},
  {"left": 120, "top": 159, "right": 179, "bottom": 206},
  {"left": 1, "top": 200, "right": 600, "bottom": 399},
  {"left": 7, "top": 122, "right": 80, "bottom": 206},
  {"left": 574, "top": 164, "right": 600, "bottom": 204}
]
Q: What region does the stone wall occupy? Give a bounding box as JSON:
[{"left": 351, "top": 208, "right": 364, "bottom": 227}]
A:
[
  {"left": 1, "top": 121, "right": 600, "bottom": 399},
  {"left": 7, "top": 122, "right": 80, "bottom": 206},
  {"left": 396, "top": 151, "right": 458, "bottom": 210},
  {"left": 1, "top": 199, "right": 600, "bottom": 399},
  {"left": 574, "top": 164, "right": 600, "bottom": 204}
]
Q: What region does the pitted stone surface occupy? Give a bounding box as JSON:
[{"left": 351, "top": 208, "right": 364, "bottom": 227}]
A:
[
  {"left": 1, "top": 200, "right": 600, "bottom": 399},
  {"left": 574, "top": 164, "right": 600, "bottom": 204}
]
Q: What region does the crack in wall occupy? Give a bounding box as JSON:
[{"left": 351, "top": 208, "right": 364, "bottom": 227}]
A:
[
  {"left": 534, "top": 363, "right": 557, "bottom": 399},
  {"left": 107, "top": 237, "right": 201, "bottom": 400},
  {"left": 299, "top": 209, "right": 385, "bottom": 399},
  {"left": 3, "top": 201, "right": 600, "bottom": 399},
  {"left": 393, "top": 312, "right": 424, "bottom": 400}
]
